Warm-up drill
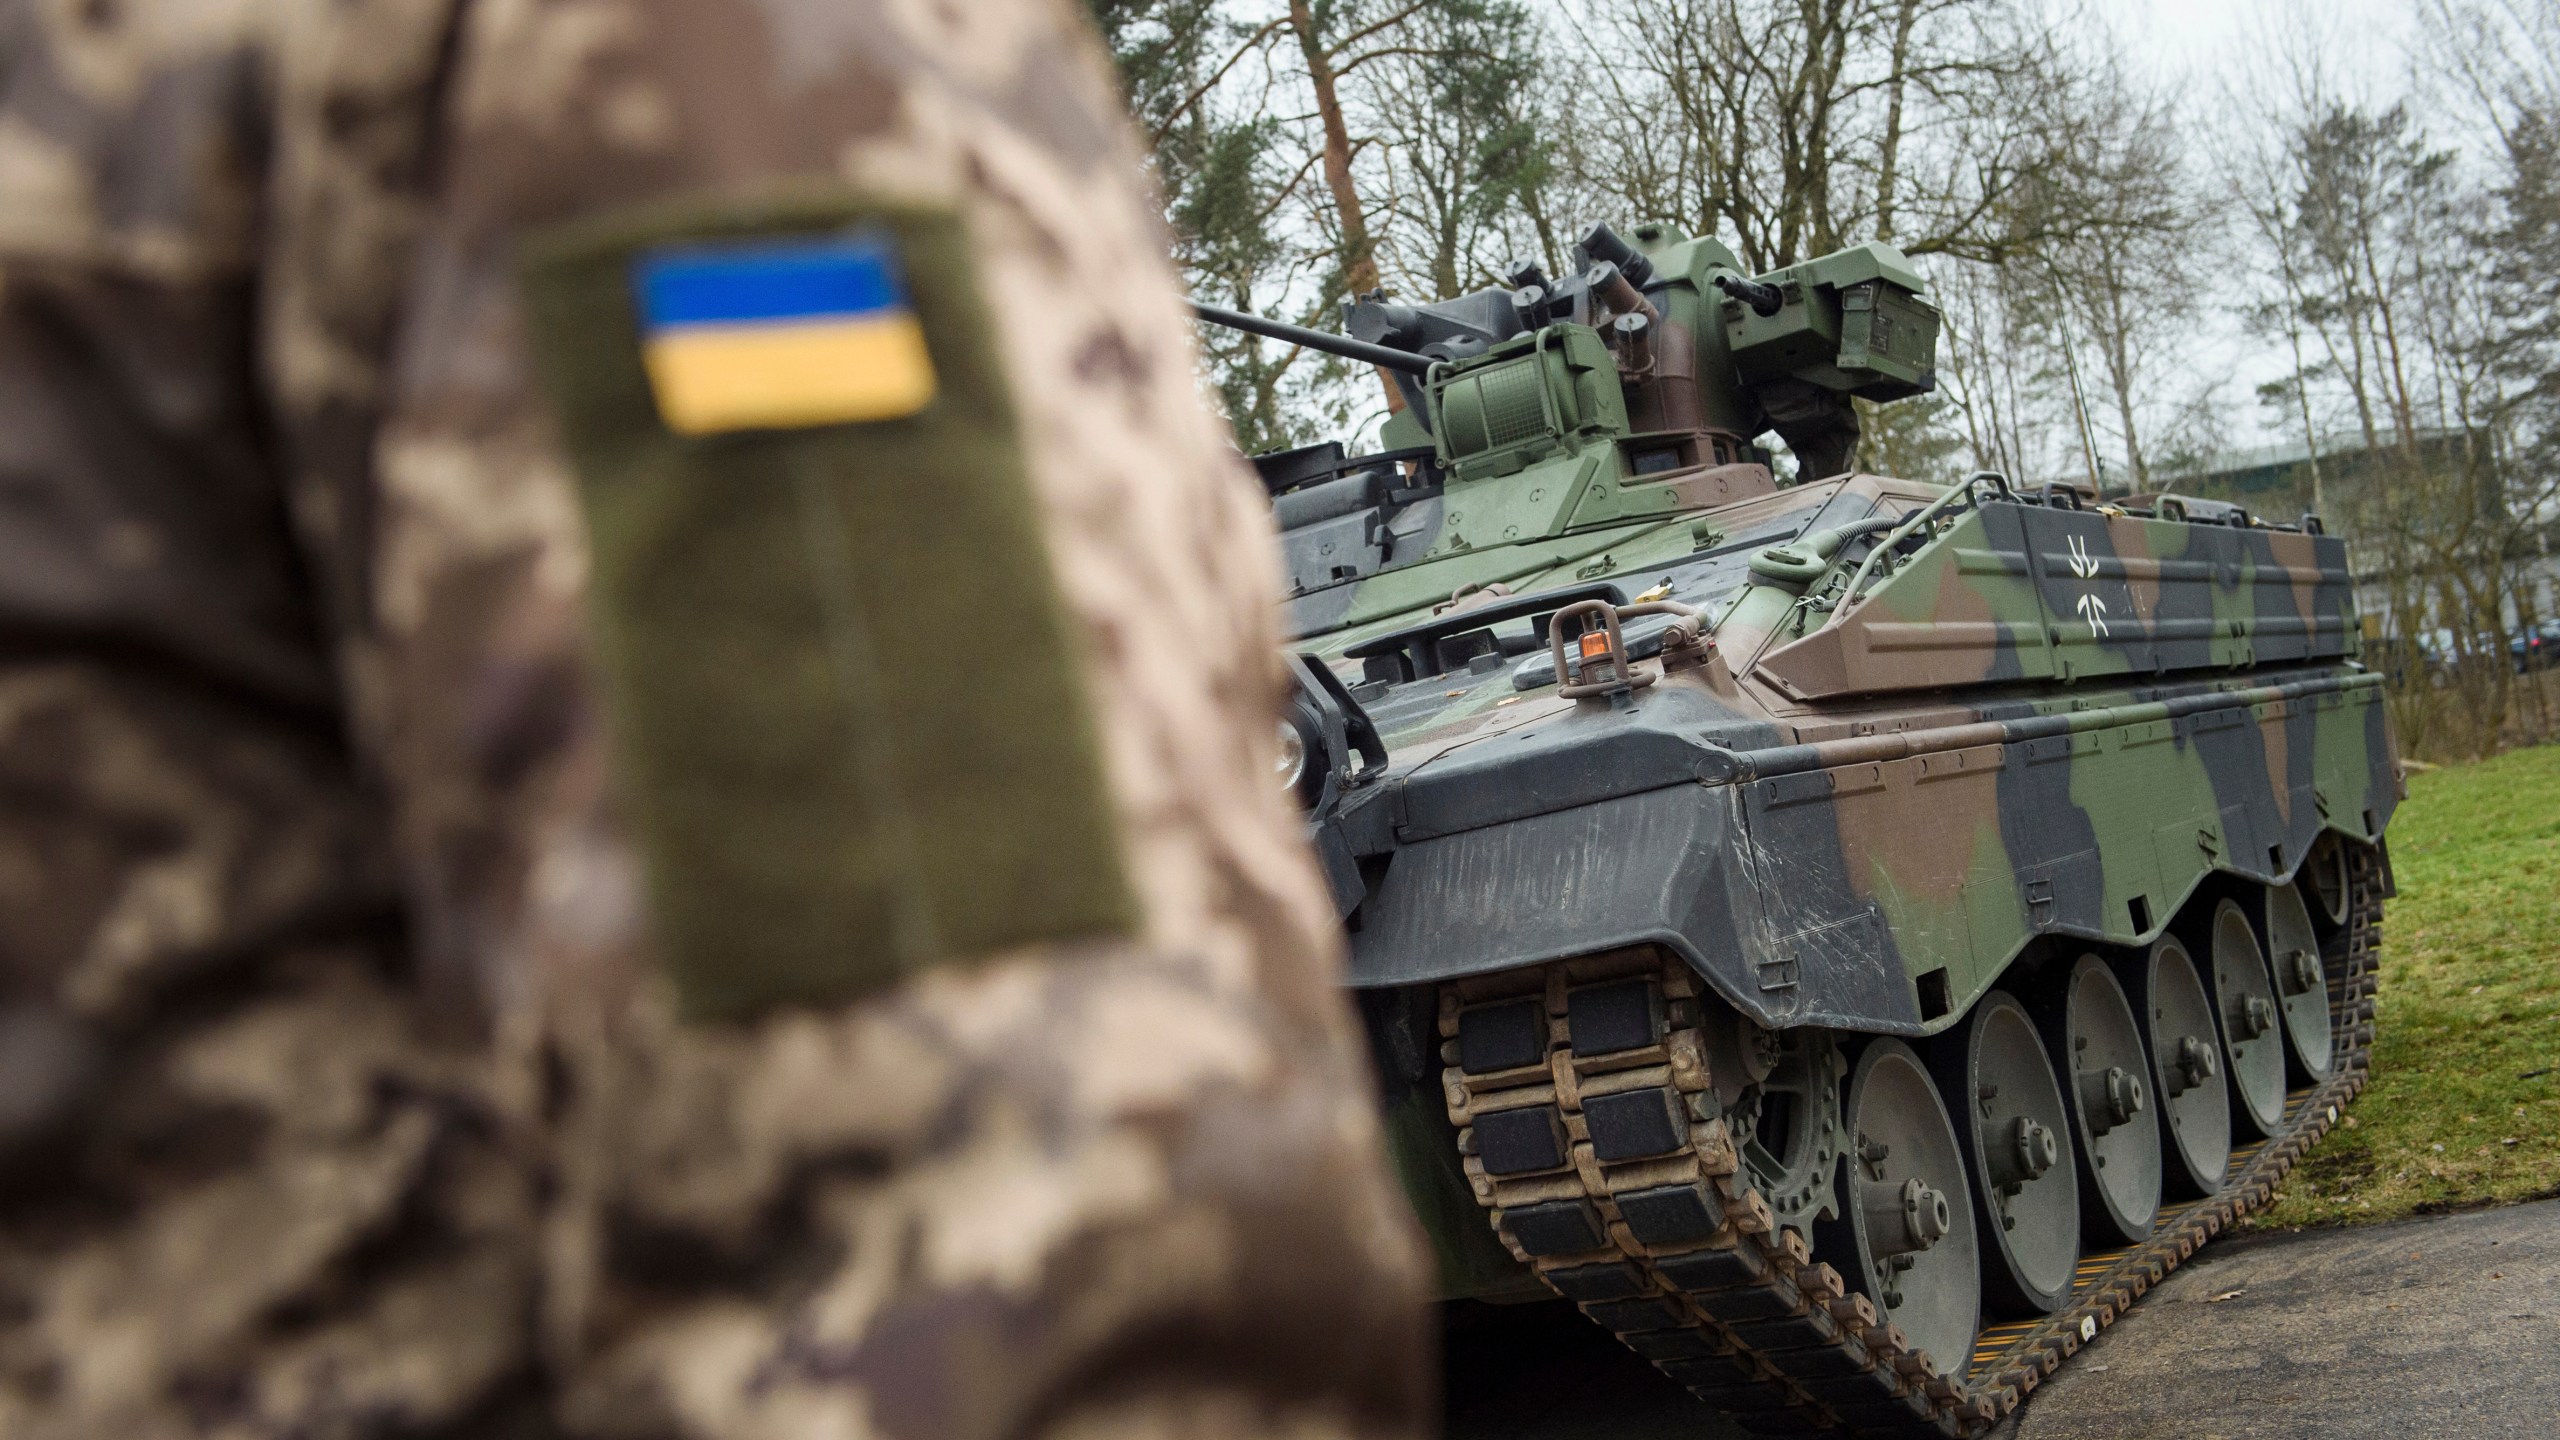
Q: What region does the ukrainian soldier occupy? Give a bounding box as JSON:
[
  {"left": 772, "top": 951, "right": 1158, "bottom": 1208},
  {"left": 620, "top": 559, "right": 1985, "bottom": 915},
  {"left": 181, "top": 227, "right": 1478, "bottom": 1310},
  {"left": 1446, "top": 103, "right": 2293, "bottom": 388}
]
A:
[{"left": 0, "top": 0, "right": 1430, "bottom": 1434}]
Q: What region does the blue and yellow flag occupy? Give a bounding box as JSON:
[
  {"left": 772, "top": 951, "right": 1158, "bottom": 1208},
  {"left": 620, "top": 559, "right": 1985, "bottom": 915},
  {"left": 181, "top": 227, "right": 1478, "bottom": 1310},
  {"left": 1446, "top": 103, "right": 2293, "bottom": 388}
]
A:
[{"left": 633, "top": 235, "right": 937, "bottom": 435}]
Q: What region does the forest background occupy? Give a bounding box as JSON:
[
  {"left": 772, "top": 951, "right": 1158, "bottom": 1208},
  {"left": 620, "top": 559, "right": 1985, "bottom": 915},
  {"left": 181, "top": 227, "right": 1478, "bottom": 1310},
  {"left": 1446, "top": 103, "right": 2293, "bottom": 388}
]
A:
[{"left": 1088, "top": 0, "right": 2560, "bottom": 759}]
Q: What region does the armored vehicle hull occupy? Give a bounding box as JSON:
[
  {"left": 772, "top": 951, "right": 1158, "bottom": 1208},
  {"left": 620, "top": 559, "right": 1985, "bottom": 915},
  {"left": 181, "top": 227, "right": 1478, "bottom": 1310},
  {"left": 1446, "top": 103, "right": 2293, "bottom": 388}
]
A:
[{"left": 1222, "top": 225, "right": 2398, "bottom": 1437}]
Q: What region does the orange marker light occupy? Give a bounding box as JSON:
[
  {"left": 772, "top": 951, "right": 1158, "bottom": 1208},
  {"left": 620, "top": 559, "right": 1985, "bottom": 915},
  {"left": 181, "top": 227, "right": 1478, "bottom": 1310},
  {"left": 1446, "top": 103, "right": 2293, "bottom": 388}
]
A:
[{"left": 1578, "top": 630, "right": 1612, "bottom": 662}]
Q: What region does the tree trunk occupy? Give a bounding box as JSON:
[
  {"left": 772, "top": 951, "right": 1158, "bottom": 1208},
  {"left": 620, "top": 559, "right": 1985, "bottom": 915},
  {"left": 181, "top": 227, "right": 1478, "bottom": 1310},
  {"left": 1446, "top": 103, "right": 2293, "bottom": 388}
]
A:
[
  {"left": 2094, "top": 270, "right": 2150, "bottom": 491},
  {"left": 1523, "top": 179, "right": 1563, "bottom": 281},
  {"left": 2271, "top": 238, "right": 2330, "bottom": 521},
  {"left": 1289, "top": 0, "right": 1398, "bottom": 406},
  {"left": 1292, "top": 0, "right": 1377, "bottom": 296},
  {"left": 1874, "top": 0, "right": 1921, "bottom": 242}
]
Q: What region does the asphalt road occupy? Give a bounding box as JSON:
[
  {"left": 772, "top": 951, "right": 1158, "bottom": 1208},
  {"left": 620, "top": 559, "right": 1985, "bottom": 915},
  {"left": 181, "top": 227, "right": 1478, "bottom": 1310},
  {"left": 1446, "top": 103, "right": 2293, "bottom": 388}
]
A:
[
  {"left": 1992, "top": 1198, "right": 2560, "bottom": 1440},
  {"left": 1443, "top": 1198, "right": 2560, "bottom": 1440}
]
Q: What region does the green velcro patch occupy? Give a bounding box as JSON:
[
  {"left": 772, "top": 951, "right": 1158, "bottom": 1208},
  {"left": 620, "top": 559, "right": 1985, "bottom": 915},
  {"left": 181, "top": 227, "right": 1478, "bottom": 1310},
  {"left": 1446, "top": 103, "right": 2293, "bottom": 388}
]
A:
[{"left": 519, "top": 194, "right": 1137, "bottom": 1024}]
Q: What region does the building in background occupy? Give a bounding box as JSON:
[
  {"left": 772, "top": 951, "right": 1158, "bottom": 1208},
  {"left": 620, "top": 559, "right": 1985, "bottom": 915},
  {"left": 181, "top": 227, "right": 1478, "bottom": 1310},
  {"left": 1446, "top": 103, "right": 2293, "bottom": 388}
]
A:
[{"left": 2152, "top": 428, "right": 2555, "bottom": 638}]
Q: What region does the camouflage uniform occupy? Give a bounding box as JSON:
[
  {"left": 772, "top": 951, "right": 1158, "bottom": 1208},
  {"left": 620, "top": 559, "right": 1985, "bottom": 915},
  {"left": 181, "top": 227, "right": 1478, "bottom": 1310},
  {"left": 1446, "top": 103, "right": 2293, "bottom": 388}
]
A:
[{"left": 0, "top": 0, "right": 1430, "bottom": 1436}]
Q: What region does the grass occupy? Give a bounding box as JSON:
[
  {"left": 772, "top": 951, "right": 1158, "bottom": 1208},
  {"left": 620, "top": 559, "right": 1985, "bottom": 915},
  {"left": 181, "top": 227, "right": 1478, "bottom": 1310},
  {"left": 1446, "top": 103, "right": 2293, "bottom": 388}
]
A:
[{"left": 2250, "top": 742, "right": 2560, "bottom": 1228}]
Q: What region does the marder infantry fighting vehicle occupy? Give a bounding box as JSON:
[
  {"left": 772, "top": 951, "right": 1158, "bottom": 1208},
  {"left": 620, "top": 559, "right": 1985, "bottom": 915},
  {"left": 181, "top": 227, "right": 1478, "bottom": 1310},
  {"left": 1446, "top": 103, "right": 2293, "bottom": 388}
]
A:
[{"left": 1198, "top": 222, "right": 2398, "bottom": 1437}]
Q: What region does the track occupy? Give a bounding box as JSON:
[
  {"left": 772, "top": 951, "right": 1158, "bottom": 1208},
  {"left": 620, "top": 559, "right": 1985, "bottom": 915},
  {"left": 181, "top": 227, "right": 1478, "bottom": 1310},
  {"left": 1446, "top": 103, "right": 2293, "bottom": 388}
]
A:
[{"left": 1439, "top": 846, "right": 2382, "bottom": 1437}]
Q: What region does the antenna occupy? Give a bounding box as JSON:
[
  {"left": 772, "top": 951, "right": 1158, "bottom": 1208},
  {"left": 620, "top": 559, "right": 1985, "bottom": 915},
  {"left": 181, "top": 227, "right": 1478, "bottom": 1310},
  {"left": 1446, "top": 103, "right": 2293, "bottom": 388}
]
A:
[{"left": 2059, "top": 327, "right": 2105, "bottom": 496}]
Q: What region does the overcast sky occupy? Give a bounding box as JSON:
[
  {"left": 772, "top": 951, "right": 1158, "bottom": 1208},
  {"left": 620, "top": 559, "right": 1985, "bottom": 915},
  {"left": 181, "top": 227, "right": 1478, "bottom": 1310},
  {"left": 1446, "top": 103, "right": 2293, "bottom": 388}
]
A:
[
  {"left": 2117, "top": 0, "right": 2417, "bottom": 92},
  {"left": 1501, "top": 1, "right": 2471, "bottom": 460},
  {"left": 2094, "top": 0, "right": 2435, "bottom": 454}
]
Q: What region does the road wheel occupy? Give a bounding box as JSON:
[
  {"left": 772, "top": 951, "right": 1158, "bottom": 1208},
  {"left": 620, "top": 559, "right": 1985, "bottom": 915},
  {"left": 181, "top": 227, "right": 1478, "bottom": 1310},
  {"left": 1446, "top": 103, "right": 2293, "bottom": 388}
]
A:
[
  {"left": 2205, "top": 898, "right": 2288, "bottom": 1138},
  {"left": 2266, "top": 878, "right": 2335, "bottom": 1083},
  {"left": 2302, "top": 835, "right": 2352, "bottom": 928},
  {"left": 2039, "top": 953, "right": 2160, "bottom": 1247},
  {"left": 1936, "top": 991, "right": 2079, "bottom": 1316},
  {"left": 2124, "top": 936, "right": 2232, "bottom": 1199},
  {"left": 1818, "top": 1039, "right": 1981, "bottom": 1376}
]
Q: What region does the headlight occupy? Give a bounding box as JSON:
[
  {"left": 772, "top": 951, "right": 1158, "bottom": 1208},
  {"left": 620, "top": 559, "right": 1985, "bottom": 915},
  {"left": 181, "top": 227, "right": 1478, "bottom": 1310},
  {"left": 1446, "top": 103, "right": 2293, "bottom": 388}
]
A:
[{"left": 1275, "top": 718, "right": 1308, "bottom": 793}]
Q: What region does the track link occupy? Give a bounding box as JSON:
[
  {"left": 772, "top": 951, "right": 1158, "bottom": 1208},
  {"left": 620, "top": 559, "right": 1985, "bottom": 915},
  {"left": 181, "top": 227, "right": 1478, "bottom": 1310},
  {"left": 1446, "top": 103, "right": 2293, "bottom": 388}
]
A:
[{"left": 1440, "top": 848, "right": 2382, "bottom": 1437}]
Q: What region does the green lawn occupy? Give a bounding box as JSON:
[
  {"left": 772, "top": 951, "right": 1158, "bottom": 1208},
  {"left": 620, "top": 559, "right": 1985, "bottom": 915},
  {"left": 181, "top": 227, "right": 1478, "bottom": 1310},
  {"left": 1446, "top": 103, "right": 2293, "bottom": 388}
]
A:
[{"left": 2252, "top": 743, "right": 2560, "bottom": 1228}]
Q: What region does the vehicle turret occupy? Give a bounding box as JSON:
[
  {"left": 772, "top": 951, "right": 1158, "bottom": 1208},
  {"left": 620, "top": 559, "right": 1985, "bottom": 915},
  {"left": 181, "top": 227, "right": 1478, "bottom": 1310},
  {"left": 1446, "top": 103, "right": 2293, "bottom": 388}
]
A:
[
  {"left": 1192, "top": 220, "right": 2396, "bottom": 1440},
  {"left": 1197, "top": 222, "right": 1942, "bottom": 493}
]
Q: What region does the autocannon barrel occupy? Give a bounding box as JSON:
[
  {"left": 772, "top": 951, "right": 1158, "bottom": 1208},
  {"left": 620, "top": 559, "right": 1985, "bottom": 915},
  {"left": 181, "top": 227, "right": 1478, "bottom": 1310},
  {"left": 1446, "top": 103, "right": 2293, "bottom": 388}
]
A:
[
  {"left": 1714, "top": 271, "right": 1785, "bottom": 316},
  {"left": 1189, "top": 302, "right": 1435, "bottom": 375}
]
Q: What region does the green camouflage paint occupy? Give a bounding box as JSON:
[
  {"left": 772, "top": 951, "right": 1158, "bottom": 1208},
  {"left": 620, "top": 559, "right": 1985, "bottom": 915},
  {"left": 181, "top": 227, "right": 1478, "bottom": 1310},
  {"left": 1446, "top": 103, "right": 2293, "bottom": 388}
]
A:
[{"left": 1231, "top": 223, "right": 2400, "bottom": 1331}]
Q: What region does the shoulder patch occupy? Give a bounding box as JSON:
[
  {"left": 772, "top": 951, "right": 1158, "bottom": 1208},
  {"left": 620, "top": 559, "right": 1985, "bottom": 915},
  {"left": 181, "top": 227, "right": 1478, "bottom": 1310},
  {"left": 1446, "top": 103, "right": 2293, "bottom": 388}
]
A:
[
  {"left": 519, "top": 197, "right": 1137, "bottom": 1023},
  {"left": 634, "top": 234, "right": 936, "bottom": 433}
]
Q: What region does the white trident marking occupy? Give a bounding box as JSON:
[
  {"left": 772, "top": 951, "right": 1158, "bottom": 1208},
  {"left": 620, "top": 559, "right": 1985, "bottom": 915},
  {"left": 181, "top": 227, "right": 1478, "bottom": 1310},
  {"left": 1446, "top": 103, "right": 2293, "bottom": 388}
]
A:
[{"left": 2066, "top": 535, "right": 2109, "bottom": 636}]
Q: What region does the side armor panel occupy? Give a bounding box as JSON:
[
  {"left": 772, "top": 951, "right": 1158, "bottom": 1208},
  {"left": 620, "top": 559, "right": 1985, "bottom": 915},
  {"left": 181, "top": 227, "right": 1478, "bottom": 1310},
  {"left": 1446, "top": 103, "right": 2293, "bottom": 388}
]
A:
[
  {"left": 1755, "top": 505, "right": 2358, "bottom": 698},
  {"left": 1345, "top": 672, "right": 2399, "bottom": 1038}
]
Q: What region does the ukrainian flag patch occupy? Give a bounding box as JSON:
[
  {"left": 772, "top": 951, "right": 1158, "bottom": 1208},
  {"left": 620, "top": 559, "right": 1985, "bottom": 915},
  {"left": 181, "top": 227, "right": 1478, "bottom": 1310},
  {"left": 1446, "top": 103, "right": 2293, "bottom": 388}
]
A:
[{"left": 634, "top": 234, "right": 937, "bottom": 434}]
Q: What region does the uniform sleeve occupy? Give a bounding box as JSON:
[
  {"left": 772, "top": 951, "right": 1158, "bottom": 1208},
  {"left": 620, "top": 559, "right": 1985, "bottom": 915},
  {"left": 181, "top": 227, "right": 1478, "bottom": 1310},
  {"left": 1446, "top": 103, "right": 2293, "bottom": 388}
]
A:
[
  {"left": 0, "top": 5, "right": 538, "bottom": 1437},
  {"left": 341, "top": 0, "right": 1434, "bottom": 1436},
  {"left": 0, "top": 0, "right": 393, "bottom": 1036}
]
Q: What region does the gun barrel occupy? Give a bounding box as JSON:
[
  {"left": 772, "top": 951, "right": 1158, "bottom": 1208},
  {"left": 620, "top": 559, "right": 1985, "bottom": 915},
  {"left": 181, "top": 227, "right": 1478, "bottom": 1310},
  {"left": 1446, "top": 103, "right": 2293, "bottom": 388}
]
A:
[
  {"left": 1713, "top": 273, "right": 1785, "bottom": 318},
  {"left": 1190, "top": 302, "right": 1435, "bottom": 375}
]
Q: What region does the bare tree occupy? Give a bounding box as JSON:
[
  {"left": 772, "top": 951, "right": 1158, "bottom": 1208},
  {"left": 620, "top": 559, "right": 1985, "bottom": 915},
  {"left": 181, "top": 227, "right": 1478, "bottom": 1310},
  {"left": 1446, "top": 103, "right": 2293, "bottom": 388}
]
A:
[
  {"left": 1088, "top": 0, "right": 2560, "bottom": 760},
  {"left": 2224, "top": 23, "right": 2560, "bottom": 758},
  {"left": 1571, "top": 0, "right": 2135, "bottom": 269},
  {"left": 1363, "top": 0, "right": 1550, "bottom": 298},
  {"left": 2029, "top": 69, "right": 2194, "bottom": 491}
]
